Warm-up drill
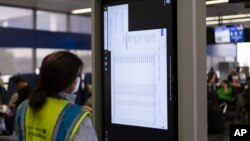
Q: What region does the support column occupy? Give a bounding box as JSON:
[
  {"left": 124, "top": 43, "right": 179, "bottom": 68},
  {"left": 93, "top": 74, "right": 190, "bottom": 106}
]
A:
[
  {"left": 92, "top": 0, "right": 102, "bottom": 140},
  {"left": 178, "top": 0, "right": 207, "bottom": 141}
]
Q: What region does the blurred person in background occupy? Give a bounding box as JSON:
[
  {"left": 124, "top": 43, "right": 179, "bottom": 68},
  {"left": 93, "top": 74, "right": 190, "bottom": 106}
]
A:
[
  {"left": 0, "top": 72, "right": 6, "bottom": 105},
  {"left": 217, "top": 80, "right": 233, "bottom": 103},
  {"left": 3, "top": 75, "right": 31, "bottom": 135},
  {"left": 0, "top": 72, "right": 6, "bottom": 133},
  {"left": 207, "top": 67, "right": 218, "bottom": 84},
  {"left": 228, "top": 68, "right": 238, "bottom": 84},
  {"left": 239, "top": 67, "right": 249, "bottom": 84},
  {"left": 207, "top": 67, "right": 219, "bottom": 93},
  {"left": 231, "top": 76, "right": 244, "bottom": 98},
  {"left": 10, "top": 75, "right": 31, "bottom": 109},
  {"left": 75, "top": 73, "right": 92, "bottom": 112},
  {"left": 235, "top": 77, "right": 250, "bottom": 122},
  {"left": 0, "top": 72, "right": 4, "bottom": 87}
]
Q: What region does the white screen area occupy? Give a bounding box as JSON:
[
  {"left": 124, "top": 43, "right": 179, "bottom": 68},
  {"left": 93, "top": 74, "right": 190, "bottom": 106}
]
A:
[
  {"left": 237, "top": 43, "right": 250, "bottom": 67},
  {"left": 215, "top": 27, "right": 230, "bottom": 43},
  {"left": 105, "top": 4, "right": 168, "bottom": 130}
]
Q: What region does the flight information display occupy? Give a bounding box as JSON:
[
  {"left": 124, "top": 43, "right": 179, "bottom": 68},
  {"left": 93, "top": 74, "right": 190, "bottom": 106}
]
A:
[
  {"left": 214, "top": 25, "right": 245, "bottom": 43},
  {"left": 104, "top": 4, "right": 168, "bottom": 130},
  {"left": 102, "top": 0, "right": 177, "bottom": 141}
]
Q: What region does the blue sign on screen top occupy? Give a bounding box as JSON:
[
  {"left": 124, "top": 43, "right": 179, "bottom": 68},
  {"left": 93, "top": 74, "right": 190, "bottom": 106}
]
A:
[{"left": 229, "top": 25, "right": 245, "bottom": 43}]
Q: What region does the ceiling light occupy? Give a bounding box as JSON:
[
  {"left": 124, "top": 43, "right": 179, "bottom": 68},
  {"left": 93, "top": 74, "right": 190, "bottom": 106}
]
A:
[
  {"left": 72, "top": 8, "right": 91, "bottom": 14},
  {"left": 206, "top": 17, "right": 219, "bottom": 21},
  {"left": 206, "top": 18, "right": 250, "bottom": 25},
  {"left": 222, "top": 14, "right": 250, "bottom": 20},
  {"left": 206, "top": 21, "right": 219, "bottom": 25},
  {"left": 206, "top": 14, "right": 250, "bottom": 22},
  {"left": 222, "top": 18, "right": 250, "bottom": 24},
  {"left": 206, "top": 0, "right": 228, "bottom": 5}
]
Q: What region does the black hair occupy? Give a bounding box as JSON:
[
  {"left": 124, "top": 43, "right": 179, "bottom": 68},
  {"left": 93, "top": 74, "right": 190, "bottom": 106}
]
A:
[
  {"left": 221, "top": 79, "right": 229, "bottom": 85},
  {"left": 29, "top": 51, "right": 83, "bottom": 112},
  {"left": 11, "top": 75, "right": 26, "bottom": 85}
]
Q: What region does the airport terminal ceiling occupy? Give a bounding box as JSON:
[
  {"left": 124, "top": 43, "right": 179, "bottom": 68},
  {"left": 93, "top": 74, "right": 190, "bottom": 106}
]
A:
[
  {"left": 207, "top": 2, "right": 250, "bottom": 17},
  {"left": 207, "top": 1, "right": 250, "bottom": 27},
  {"left": 0, "top": 0, "right": 91, "bottom": 13}
]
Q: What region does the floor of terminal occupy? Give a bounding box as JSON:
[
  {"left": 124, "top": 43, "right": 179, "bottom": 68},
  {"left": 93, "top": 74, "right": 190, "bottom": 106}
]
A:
[
  {"left": 0, "top": 130, "right": 229, "bottom": 141},
  {"left": 0, "top": 133, "right": 230, "bottom": 141},
  {"left": 1, "top": 134, "right": 228, "bottom": 141},
  {"left": 208, "top": 119, "right": 249, "bottom": 141},
  {"left": 208, "top": 124, "right": 229, "bottom": 141},
  {"left": 0, "top": 121, "right": 239, "bottom": 141},
  {"left": 0, "top": 126, "right": 231, "bottom": 141},
  {"left": 0, "top": 133, "right": 229, "bottom": 141}
]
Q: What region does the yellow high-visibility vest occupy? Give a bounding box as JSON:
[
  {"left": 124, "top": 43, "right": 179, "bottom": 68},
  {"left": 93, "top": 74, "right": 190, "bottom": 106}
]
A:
[{"left": 16, "top": 97, "right": 90, "bottom": 141}]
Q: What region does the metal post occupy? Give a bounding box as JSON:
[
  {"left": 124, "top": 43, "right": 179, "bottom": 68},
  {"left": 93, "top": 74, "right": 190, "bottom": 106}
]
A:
[
  {"left": 92, "top": 0, "right": 103, "bottom": 140},
  {"left": 32, "top": 9, "right": 37, "bottom": 72}
]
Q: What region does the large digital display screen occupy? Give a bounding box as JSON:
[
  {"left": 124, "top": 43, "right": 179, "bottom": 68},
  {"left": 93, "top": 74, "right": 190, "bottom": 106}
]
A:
[
  {"left": 215, "top": 25, "right": 245, "bottom": 43},
  {"left": 105, "top": 4, "right": 168, "bottom": 130},
  {"left": 102, "top": 0, "right": 177, "bottom": 141}
]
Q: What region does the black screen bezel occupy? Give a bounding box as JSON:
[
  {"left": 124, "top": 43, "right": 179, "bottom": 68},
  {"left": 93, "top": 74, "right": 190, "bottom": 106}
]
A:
[{"left": 101, "top": 0, "right": 178, "bottom": 141}]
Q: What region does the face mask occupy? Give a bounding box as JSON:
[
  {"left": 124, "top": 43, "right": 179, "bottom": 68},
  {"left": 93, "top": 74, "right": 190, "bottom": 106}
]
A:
[{"left": 72, "top": 77, "right": 81, "bottom": 94}]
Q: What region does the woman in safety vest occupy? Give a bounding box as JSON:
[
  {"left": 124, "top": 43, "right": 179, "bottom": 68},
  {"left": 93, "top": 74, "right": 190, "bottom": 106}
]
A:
[{"left": 16, "top": 51, "right": 97, "bottom": 141}]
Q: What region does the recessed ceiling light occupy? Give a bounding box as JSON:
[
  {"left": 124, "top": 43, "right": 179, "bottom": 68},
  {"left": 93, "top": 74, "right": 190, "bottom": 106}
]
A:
[
  {"left": 223, "top": 18, "right": 250, "bottom": 24},
  {"left": 206, "top": 17, "right": 219, "bottom": 21},
  {"left": 207, "top": 14, "right": 250, "bottom": 22},
  {"left": 222, "top": 14, "right": 250, "bottom": 20},
  {"left": 206, "top": 21, "right": 219, "bottom": 25},
  {"left": 72, "top": 8, "right": 91, "bottom": 14},
  {"left": 206, "top": 0, "right": 228, "bottom": 5},
  {"left": 206, "top": 18, "right": 250, "bottom": 25}
]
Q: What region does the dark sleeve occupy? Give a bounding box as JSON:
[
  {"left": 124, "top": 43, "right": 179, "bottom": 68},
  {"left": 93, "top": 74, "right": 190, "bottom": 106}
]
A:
[
  {"left": 15, "top": 86, "right": 32, "bottom": 107},
  {"left": 75, "top": 89, "right": 91, "bottom": 106},
  {"left": 228, "top": 75, "right": 232, "bottom": 83}
]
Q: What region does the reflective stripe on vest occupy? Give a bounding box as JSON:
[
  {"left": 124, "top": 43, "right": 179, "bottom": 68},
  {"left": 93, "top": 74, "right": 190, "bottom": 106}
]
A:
[
  {"left": 16, "top": 100, "right": 29, "bottom": 141},
  {"left": 16, "top": 97, "right": 91, "bottom": 141}
]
